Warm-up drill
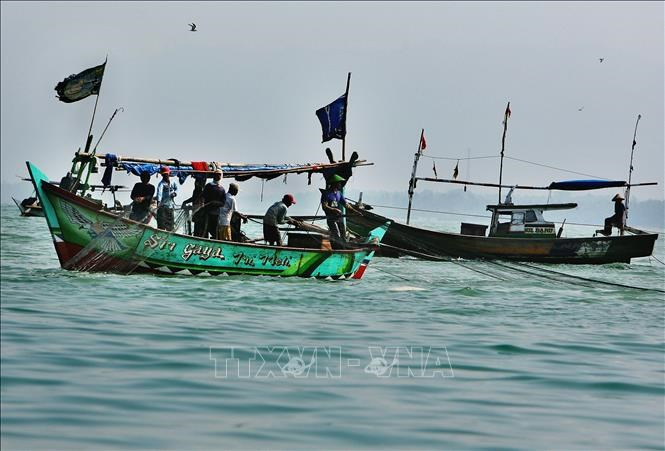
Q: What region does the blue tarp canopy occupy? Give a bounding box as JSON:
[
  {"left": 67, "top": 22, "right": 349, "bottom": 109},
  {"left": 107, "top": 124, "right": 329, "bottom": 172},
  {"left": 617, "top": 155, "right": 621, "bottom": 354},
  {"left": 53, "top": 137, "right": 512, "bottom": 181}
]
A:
[
  {"left": 112, "top": 160, "right": 363, "bottom": 184},
  {"left": 548, "top": 179, "right": 627, "bottom": 191}
]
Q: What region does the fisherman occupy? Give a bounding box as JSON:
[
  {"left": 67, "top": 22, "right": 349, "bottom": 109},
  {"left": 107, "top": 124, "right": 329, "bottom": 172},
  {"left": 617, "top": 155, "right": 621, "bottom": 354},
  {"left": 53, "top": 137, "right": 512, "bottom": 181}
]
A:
[
  {"left": 202, "top": 169, "right": 226, "bottom": 239},
  {"left": 182, "top": 176, "right": 206, "bottom": 236},
  {"left": 230, "top": 211, "right": 250, "bottom": 242},
  {"left": 218, "top": 183, "right": 247, "bottom": 241},
  {"left": 155, "top": 166, "right": 178, "bottom": 231},
  {"left": 59, "top": 172, "right": 76, "bottom": 191},
  {"left": 596, "top": 193, "right": 626, "bottom": 236},
  {"left": 321, "top": 174, "right": 349, "bottom": 246},
  {"left": 263, "top": 194, "right": 296, "bottom": 246},
  {"left": 129, "top": 171, "right": 155, "bottom": 223},
  {"left": 20, "top": 197, "right": 38, "bottom": 209}
]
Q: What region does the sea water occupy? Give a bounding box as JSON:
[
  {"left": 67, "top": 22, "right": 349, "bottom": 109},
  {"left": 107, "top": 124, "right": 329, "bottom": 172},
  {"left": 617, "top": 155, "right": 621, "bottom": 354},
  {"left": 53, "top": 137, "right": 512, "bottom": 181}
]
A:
[{"left": 1, "top": 205, "right": 663, "bottom": 449}]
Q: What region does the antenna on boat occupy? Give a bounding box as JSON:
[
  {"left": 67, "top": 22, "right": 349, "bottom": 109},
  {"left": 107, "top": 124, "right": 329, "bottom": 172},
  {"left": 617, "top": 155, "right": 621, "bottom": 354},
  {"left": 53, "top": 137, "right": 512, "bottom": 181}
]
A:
[
  {"left": 92, "top": 107, "right": 124, "bottom": 153},
  {"left": 624, "top": 114, "right": 641, "bottom": 226},
  {"left": 406, "top": 129, "right": 425, "bottom": 224},
  {"left": 498, "top": 101, "right": 511, "bottom": 204}
]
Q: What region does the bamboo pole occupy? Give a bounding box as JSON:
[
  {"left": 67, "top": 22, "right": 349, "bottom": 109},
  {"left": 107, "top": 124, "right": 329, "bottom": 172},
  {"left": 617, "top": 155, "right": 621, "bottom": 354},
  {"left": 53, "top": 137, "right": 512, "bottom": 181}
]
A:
[
  {"left": 498, "top": 101, "right": 510, "bottom": 203},
  {"left": 341, "top": 72, "right": 351, "bottom": 161},
  {"left": 415, "top": 177, "right": 656, "bottom": 190},
  {"left": 406, "top": 129, "right": 424, "bottom": 224},
  {"left": 84, "top": 57, "right": 107, "bottom": 154},
  {"left": 96, "top": 154, "right": 369, "bottom": 168},
  {"left": 624, "top": 114, "right": 642, "bottom": 226}
]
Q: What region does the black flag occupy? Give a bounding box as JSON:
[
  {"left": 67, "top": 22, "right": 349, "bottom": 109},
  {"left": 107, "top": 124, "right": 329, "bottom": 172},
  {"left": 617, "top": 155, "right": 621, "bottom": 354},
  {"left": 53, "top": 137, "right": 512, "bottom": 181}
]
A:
[
  {"left": 453, "top": 160, "right": 459, "bottom": 179},
  {"left": 55, "top": 62, "right": 106, "bottom": 103}
]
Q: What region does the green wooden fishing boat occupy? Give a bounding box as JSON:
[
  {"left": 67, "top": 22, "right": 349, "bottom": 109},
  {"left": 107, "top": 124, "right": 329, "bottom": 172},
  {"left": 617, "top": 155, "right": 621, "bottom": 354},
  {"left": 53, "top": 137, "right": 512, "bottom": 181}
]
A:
[{"left": 27, "top": 162, "right": 388, "bottom": 279}]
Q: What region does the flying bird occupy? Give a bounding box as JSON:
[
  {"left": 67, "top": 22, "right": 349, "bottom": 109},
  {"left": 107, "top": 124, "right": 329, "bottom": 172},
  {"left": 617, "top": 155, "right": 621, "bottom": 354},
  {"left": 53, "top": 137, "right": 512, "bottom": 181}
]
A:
[
  {"left": 578, "top": 106, "right": 584, "bottom": 112},
  {"left": 599, "top": 58, "right": 604, "bottom": 63},
  {"left": 189, "top": 23, "right": 197, "bottom": 32}
]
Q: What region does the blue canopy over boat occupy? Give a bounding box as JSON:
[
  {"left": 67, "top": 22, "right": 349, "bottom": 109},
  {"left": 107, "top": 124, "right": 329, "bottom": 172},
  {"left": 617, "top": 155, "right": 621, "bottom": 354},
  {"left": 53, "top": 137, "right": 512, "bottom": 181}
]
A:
[
  {"left": 547, "top": 179, "right": 626, "bottom": 191},
  {"left": 100, "top": 153, "right": 369, "bottom": 185}
]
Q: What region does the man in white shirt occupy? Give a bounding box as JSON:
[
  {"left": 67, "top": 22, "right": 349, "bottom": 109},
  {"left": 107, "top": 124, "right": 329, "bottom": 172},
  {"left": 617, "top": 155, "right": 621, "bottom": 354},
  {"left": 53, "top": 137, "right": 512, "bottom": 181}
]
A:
[
  {"left": 155, "top": 166, "right": 178, "bottom": 231},
  {"left": 217, "top": 183, "right": 246, "bottom": 241}
]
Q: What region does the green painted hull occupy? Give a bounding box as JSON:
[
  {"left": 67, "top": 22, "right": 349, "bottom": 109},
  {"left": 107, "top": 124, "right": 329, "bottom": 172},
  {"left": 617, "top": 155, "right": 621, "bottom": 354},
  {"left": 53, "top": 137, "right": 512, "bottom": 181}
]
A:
[{"left": 27, "top": 162, "right": 387, "bottom": 278}]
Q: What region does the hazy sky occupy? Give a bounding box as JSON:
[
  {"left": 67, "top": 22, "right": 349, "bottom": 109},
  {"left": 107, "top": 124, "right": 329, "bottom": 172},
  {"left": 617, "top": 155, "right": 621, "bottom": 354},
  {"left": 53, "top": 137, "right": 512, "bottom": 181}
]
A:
[{"left": 1, "top": 1, "right": 663, "bottom": 206}]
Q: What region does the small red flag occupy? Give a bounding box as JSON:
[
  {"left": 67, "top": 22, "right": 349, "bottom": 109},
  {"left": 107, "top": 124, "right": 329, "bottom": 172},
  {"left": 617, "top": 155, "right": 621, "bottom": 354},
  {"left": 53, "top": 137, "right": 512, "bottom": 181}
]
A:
[{"left": 420, "top": 133, "right": 427, "bottom": 152}]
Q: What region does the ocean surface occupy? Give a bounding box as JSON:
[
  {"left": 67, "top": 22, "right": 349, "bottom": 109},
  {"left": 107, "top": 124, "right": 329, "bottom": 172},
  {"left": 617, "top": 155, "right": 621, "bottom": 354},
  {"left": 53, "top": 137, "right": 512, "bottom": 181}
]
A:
[{"left": 1, "top": 204, "right": 664, "bottom": 450}]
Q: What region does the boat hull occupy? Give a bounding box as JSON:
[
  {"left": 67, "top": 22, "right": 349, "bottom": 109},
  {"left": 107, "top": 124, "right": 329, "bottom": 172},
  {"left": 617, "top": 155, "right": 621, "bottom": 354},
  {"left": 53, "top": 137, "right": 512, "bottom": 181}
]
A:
[
  {"left": 27, "top": 162, "right": 386, "bottom": 278},
  {"left": 347, "top": 208, "right": 658, "bottom": 264}
]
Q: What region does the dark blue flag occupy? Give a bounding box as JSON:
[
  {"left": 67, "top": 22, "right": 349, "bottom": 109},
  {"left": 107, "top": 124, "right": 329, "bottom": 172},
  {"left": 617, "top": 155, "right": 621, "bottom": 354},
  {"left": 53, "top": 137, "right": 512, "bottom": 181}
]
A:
[{"left": 315, "top": 94, "right": 347, "bottom": 142}]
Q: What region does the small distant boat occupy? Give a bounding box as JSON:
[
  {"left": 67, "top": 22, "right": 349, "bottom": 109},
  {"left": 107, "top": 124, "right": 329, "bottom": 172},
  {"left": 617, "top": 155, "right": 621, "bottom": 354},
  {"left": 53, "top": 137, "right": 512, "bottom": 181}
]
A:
[{"left": 12, "top": 196, "right": 44, "bottom": 217}]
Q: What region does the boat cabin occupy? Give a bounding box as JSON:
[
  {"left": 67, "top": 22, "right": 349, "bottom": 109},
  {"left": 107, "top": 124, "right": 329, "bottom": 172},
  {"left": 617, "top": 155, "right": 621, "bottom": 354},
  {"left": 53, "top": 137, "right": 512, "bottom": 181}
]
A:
[{"left": 485, "top": 203, "right": 577, "bottom": 238}]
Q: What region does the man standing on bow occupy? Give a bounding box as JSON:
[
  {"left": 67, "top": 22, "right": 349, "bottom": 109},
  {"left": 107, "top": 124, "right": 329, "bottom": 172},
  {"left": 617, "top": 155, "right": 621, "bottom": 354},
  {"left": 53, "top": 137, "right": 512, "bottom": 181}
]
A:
[
  {"left": 202, "top": 169, "right": 226, "bottom": 239},
  {"left": 321, "top": 174, "right": 350, "bottom": 246},
  {"left": 155, "top": 166, "right": 178, "bottom": 231}
]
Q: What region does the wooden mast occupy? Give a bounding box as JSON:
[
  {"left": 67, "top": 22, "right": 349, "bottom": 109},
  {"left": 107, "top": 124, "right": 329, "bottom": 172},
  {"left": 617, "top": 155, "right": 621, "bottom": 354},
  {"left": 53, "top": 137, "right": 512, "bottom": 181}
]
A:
[
  {"left": 498, "top": 101, "right": 510, "bottom": 204},
  {"left": 406, "top": 129, "right": 424, "bottom": 224},
  {"left": 73, "top": 57, "right": 108, "bottom": 196},
  {"left": 624, "top": 114, "right": 641, "bottom": 226},
  {"left": 341, "top": 72, "right": 351, "bottom": 161}
]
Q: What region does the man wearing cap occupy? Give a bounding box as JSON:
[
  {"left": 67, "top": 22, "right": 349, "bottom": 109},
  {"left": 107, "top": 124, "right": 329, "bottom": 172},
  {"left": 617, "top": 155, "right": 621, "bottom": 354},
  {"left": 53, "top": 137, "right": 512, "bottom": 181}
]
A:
[
  {"left": 263, "top": 194, "right": 296, "bottom": 246},
  {"left": 202, "top": 169, "right": 226, "bottom": 239},
  {"left": 129, "top": 171, "right": 155, "bottom": 223},
  {"left": 155, "top": 166, "right": 178, "bottom": 231},
  {"left": 218, "top": 183, "right": 247, "bottom": 241},
  {"left": 321, "top": 174, "right": 349, "bottom": 245},
  {"left": 596, "top": 193, "right": 626, "bottom": 236}
]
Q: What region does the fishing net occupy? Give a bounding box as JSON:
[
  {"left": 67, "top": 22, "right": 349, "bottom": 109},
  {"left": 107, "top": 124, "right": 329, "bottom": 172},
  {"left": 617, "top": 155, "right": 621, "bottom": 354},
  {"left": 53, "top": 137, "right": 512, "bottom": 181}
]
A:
[{"left": 61, "top": 205, "right": 190, "bottom": 274}]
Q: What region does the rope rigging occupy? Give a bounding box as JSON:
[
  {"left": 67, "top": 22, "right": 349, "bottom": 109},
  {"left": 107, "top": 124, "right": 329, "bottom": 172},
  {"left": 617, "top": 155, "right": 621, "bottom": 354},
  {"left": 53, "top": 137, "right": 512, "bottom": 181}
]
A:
[
  {"left": 421, "top": 155, "right": 498, "bottom": 161},
  {"left": 378, "top": 241, "right": 664, "bottom": 293},
  {"left": 419, "top": 153, "right": 611, "bottom": 179}
]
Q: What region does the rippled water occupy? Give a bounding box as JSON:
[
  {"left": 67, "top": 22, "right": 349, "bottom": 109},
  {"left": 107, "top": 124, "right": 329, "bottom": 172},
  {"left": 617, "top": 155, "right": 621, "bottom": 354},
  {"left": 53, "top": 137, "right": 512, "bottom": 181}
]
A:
[{"left": 1, "top": 204, "right": 664, "bottom": 449}]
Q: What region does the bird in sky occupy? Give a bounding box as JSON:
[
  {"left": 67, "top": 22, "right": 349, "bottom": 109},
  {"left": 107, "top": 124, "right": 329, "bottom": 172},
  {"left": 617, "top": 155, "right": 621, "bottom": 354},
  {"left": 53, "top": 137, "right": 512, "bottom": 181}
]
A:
[
  {"left": 599, "top": 58, "right": 604, "bottom": 63},
  {"left": 189, "top": 23, "right": 197, "bottom": 32},
  {"left": 578, "top": 106, "right": 584, "bottom": 112}
]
